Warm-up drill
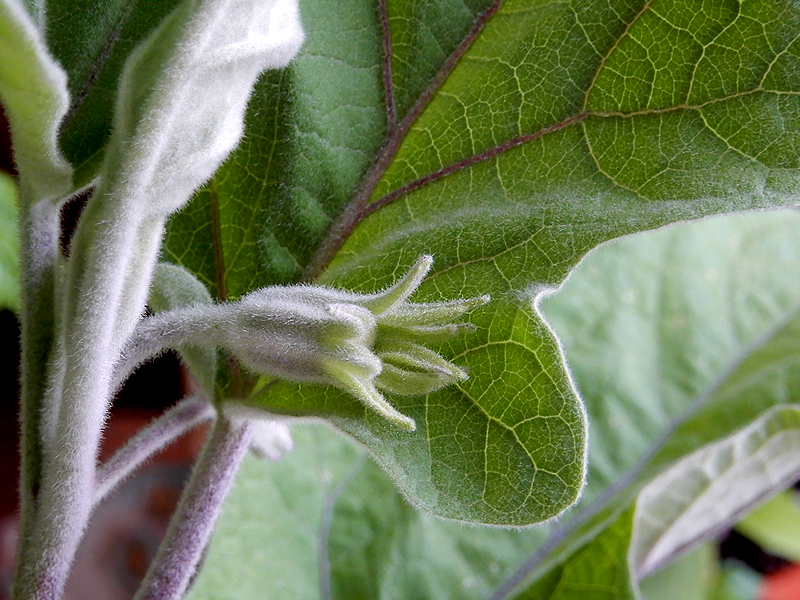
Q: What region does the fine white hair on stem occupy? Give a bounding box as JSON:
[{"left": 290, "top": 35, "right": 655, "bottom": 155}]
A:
[
  {"left": 133, "top": 416, "right": 252, "bottom": 600},
  {"left": 94, "top": 396, "right": 216, "bottom": 504}
]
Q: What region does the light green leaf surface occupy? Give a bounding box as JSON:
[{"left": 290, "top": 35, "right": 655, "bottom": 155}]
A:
[
  {"left": 0, "top": 0, "right": 71, "bottom": 202},
  {"left": 0, "top": 172, "right": 19, "bottom": 311},
  {"left": 541, "top": 210, "right": 800, "bottom": 500},
  {"left": 189, "top": 423, "right": 550, "bottom": 600},
  {"left": 512, "top": 508, "right": 636, "bottom": 600},
  {"left": 324, "top": 451, "right": 545, "bottom": 600},
  {"left": 737, "top": 490, "right": 800, "bottom": 563},
  {"left": 185, "top": 426, "right": 363, "bottom": 600}
]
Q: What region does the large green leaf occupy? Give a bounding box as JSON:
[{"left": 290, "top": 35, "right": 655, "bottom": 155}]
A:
[
  {"left": 191, "top": 210, "right": 800, "bottom": 598},
  {"left": 157, "top": 0, "right": 800, "bottom": 525},
  {"left": 48, "top": 0, "right": 800, "bottom": 531}
]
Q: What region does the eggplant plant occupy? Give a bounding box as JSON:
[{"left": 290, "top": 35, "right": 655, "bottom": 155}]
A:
[{"left": 1, "top": 0, "right": 800, "bottom": 598}]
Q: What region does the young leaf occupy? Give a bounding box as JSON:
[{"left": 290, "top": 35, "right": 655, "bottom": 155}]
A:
[
  {"left": 46, "top": 0, "right": 184, "bottom": 184},
  {"left": 0, "top": 0, "right": 72, "bottom": 201},
  {"left": 93, "top": 0, "right": 304, "bottom": 221}
]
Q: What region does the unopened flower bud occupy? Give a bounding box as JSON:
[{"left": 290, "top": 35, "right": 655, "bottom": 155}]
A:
[
  {"left": 219, "top": 256, "right": 488, "bottom": 431},
  {"left": 125, "top": 256, "right": 489, "bottom": 431}
]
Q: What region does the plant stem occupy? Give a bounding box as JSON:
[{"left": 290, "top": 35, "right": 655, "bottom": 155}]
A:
[
  {"left": 12, "top": 199, "right": 59, "bottom": 600},
  {"left": 14, "top": 199, "right": 164, "bottom": 600},
  {"left": 133, "top": 415, "right": 252, "bottom": 600},
  {"left": 95, "top": 396, "right": 215, "bottom": 504},
  {"left": 111, "top": 306, "right": 223, "bottom": 393}
]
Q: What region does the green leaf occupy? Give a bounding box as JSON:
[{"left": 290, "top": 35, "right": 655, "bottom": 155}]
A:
[
  {"left": 736, "top": 490, "right": 800, "bottom": 563},
  {"left": 0, "top": 172, "right": 19, "bottom": 311},
  {"left": 512, "top": 508, "right": 637, "bottom": 600},
  {"left": 158, "top": 0, "right": 800, "bottom": 526},
  {"left": 190, "top": 423, "right": 549, "bottom": 600},
  {"left": 0, "top": 0, "right": 71, "bottom": 201},
  {"left": 77, "top": 0, "right": 303, "bottom": 222}
]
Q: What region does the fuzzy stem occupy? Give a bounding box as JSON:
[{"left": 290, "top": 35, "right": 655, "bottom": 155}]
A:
[
  {"left": 14, "top": 198, "right": 164, "bottom": 600},
  {"left": 11, "top": 199, "right": 59, "bottom": 600},
  {"left": 133, "top": 416, "right": 252, "bottom": 600},
  {"left": 95, "top": 396, "right": 216, "bottom": 504},
  {"left": 111, "top": 305, "right": 226, "bottom": 393}
]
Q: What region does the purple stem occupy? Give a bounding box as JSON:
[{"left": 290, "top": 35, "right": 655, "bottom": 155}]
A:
[
  {"left": 377, "top": 0, "right": 397, "bottom": 134},
  {"left": 133, "top": 416, "right": 252, "bottom": 600},
  {"left": 94, "top": 396, "right": 215, "bottom": 504}
]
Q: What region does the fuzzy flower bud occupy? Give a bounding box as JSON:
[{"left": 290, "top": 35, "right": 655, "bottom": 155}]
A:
[{"left": 219, "top": 256, "right": 489, "bottom": 431}]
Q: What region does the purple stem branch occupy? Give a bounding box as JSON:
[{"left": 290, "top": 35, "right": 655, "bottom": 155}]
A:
[
  {"left": 133, "top": 415, "right": 252, "bottom": 600},
  {"left": 378, "top": 0, "right": 397, "bottom": 134},
  {"left": 94, "top": 396, "right": 216, "bottom": 504}
]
